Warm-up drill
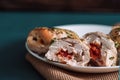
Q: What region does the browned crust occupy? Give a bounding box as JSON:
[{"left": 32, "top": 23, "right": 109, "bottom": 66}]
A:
[{"left": 27, "top": 27, "right": 53, "bottom": 54}]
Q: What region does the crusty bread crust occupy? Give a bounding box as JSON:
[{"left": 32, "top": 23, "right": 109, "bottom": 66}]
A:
[
  {"left": 112, "top": 23, "right": 120, "bottom": 30},
  {"left": 27, "top": 27, "right": 53, "bottom": 54}
]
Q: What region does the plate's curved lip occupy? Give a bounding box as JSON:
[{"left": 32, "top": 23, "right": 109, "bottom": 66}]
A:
[
  {"left": 54, "top": 24, "right": 112, "bottom": 36},
  {"left": 26, "top": 24, "right": 120, "bottom": 73},
  {"left": 54, "top": 24, "right": 111, "bottom": 28},
  {"left": 53, "top": 24, "right": 111, "bottom": 29}
]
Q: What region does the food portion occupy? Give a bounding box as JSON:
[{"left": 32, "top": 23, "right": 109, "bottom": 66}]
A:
[
  {"left": 26, "top": 25, "right": 119, "bottom": 67},
  {"left": 27, "top": 27, "right": 80, "bottom": 54},
  {"left": 83, "top": 32, "right": 117, "bottom": 66},
  {"left": 109, "top": 23, "right": 120, "bottom": 54},
  {"left": 45, "top": 38, "right": 90, "bottom": 66}
]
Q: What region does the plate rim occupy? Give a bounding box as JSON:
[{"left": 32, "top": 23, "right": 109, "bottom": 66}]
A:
[{"left": 54, "top": 24, "right": 111, "bottom": 28}]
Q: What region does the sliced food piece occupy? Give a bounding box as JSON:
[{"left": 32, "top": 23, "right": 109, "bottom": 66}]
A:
[
  {"left": 83, "top": 32, "right": 117, "bottom": 66},
  {"left": 45, "top": 38, "right": 90, "bottom": 66},
  {"left": 109, "top": 23, "right": 120, "bottom": 53}
]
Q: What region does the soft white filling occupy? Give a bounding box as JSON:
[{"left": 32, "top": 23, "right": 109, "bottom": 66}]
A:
[
  {"left": 84, "top": 34, "right": 117, "bottom": 66},
  {"left": 45, "top": 39, "right": 90, "bottom": 66}
]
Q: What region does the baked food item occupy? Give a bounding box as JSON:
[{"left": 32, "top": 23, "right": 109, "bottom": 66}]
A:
[
  {"left": 27, "top": 27, "right": 80, "bottom": 54},
  {"left": 83, "top": 32, "right": 117, "bottom": 66},
  {"left": 45, "top": 38, "right": 90, "bottom": 66},
  {"left": 111, "top": 23, "right": 120, "bottom": 30},
  {"left": 109, "top": 23, "right": 120, "bottom": 53}
]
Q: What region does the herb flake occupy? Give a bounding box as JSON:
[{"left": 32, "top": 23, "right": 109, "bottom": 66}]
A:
[{"left": 109, "top": 57, "right": 114, "bottom": 60}]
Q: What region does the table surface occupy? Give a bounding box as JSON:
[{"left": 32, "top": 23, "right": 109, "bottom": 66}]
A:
[{"left": 0, "top": 12, "right": 120, "bottom": 80}]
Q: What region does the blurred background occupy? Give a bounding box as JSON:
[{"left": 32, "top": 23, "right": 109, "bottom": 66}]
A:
[
  {"left": 0, "top": 0, "right": 120, "bottom": 12},
  {"left": 0, "top": 1, "right": 120, "bottom": 80}
]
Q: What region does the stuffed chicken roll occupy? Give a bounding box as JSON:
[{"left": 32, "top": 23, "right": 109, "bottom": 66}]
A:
[
  {"left": 83, "top": 32, "right": 117, "bottom": 67},
  {"left": 45, "top": 39, "right": 90, "bottom": 66},
  {"left": 27, "top": 27, "right": 80, "bottom": 54},
  {"left": 109, "top": 23, "right": 120, "bottom": 53}
]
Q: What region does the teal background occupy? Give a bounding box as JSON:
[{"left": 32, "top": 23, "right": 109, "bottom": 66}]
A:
[{"left": 0, "top": 12, "right": 120, "bottom": 80}]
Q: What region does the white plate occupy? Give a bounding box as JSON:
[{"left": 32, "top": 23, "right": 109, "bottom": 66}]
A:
[{"left": 26, "top": 24, "right": 120, "bottom": 73}]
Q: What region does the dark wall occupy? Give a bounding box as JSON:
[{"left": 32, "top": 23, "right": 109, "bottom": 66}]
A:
[{"left": 0, "top": 0, "right": 120, "bottom": 12}]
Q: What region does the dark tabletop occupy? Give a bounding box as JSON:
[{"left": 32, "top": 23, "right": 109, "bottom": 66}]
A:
[{"left": 0, "top": 12, "right": 120, "bottom": 80}]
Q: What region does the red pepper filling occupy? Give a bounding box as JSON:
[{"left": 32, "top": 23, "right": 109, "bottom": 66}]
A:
[
  {"left": 90, "top": 43, "right": 101, "bottom": 60},
  {"left": 56, "top": 49, "right": 73, "bottom": 60}
]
